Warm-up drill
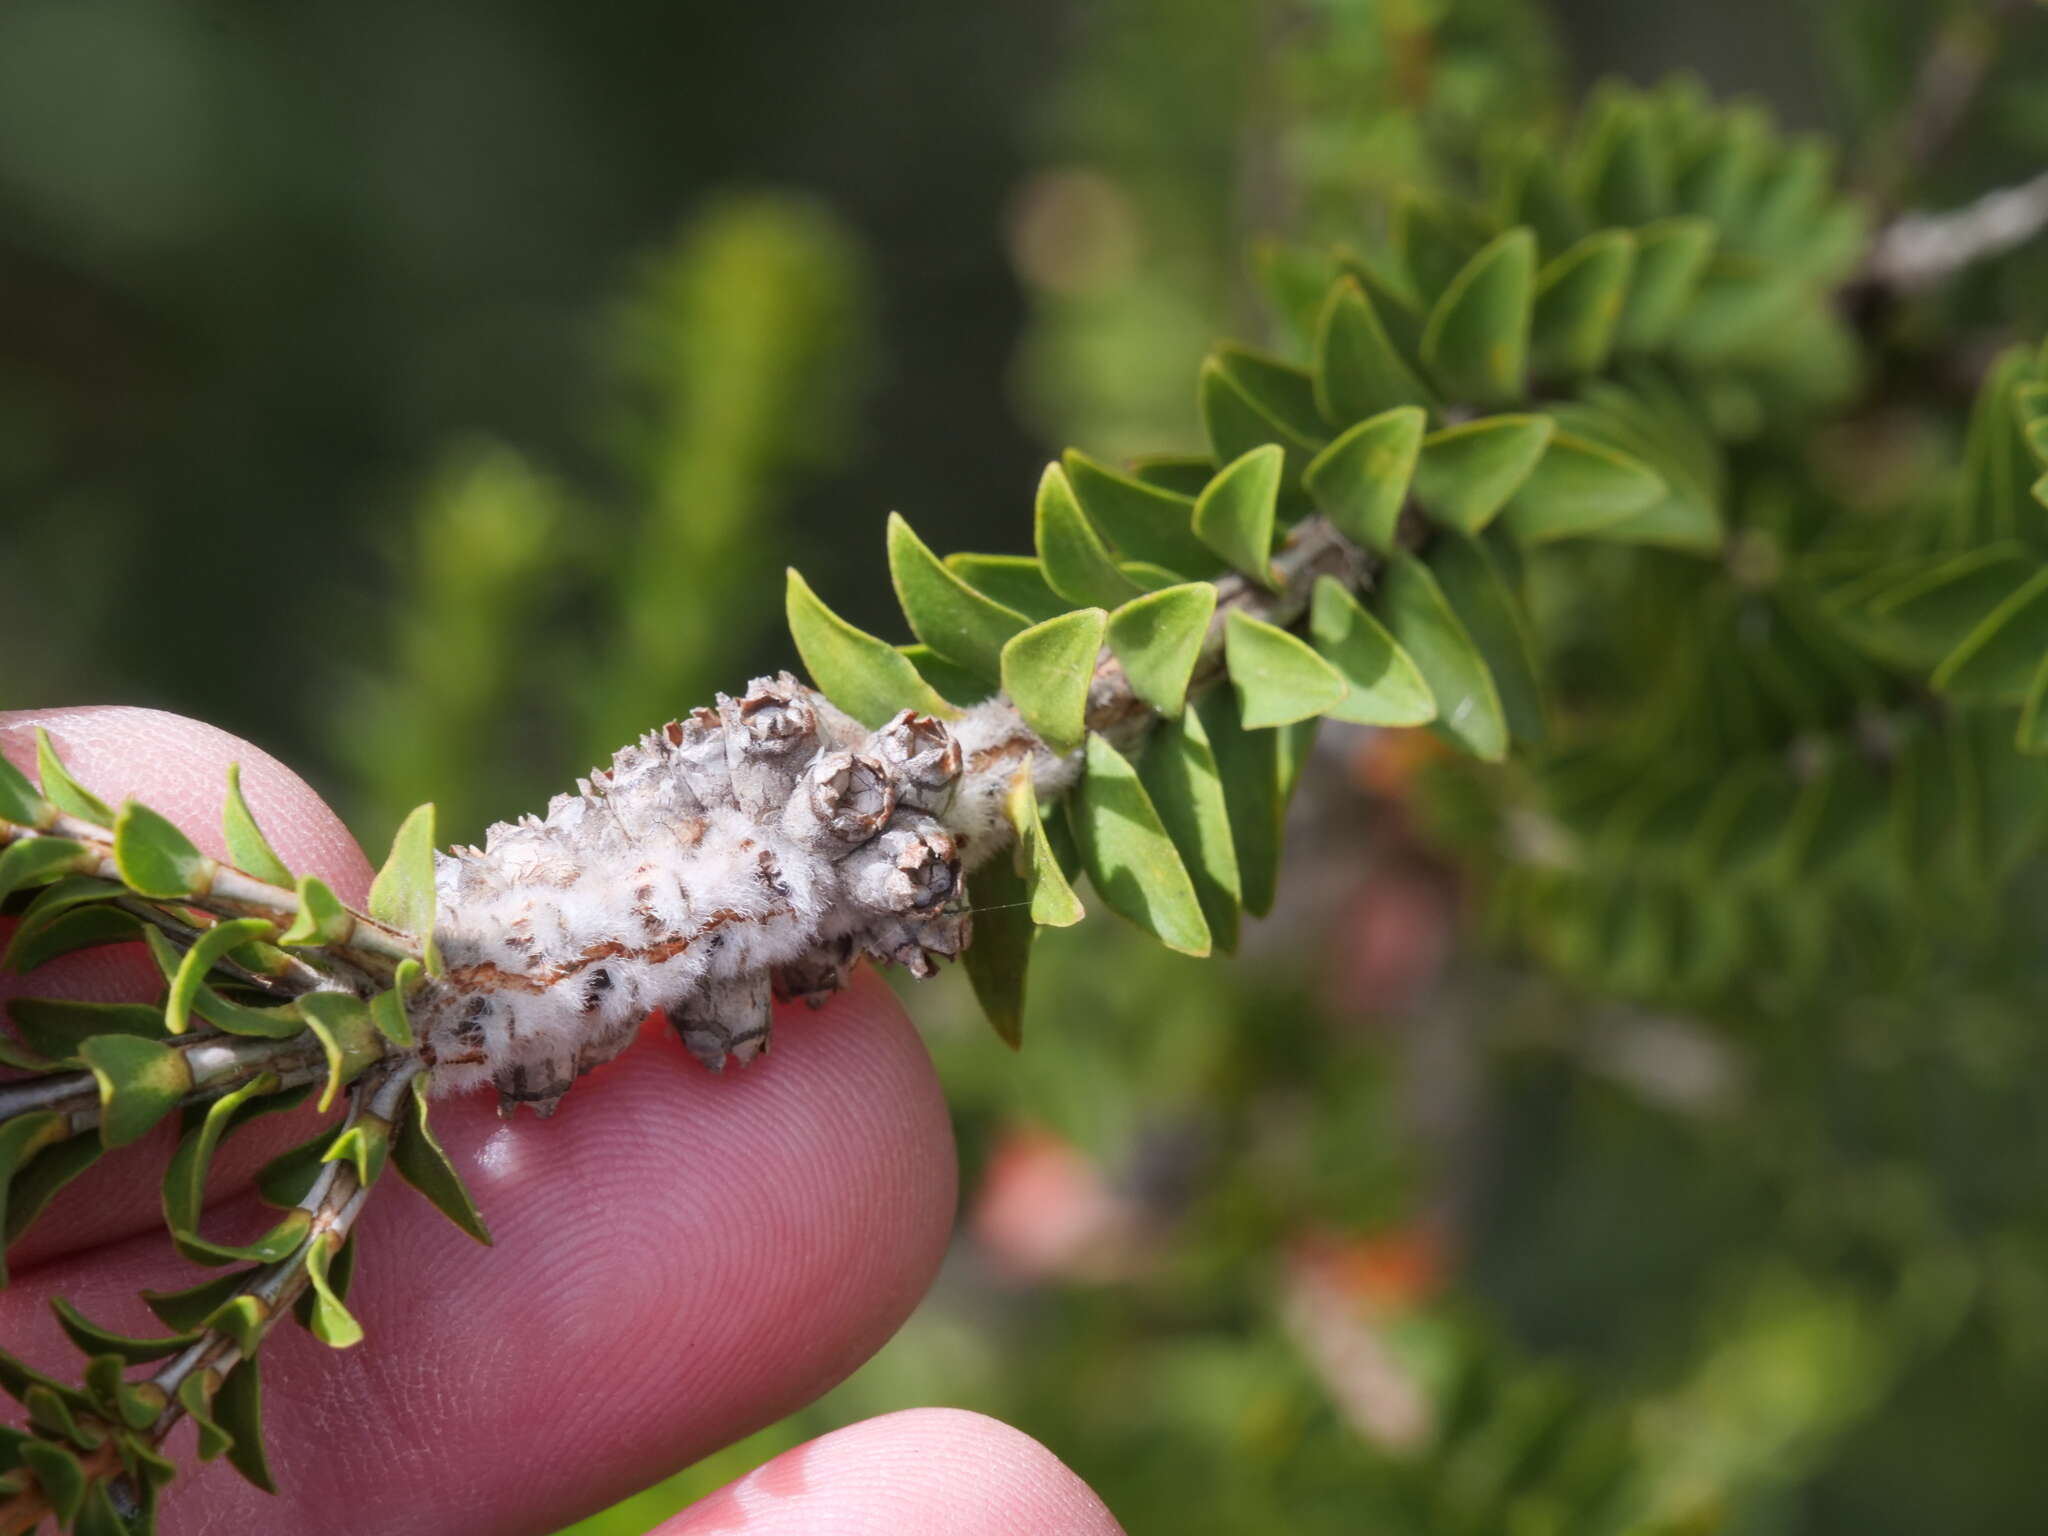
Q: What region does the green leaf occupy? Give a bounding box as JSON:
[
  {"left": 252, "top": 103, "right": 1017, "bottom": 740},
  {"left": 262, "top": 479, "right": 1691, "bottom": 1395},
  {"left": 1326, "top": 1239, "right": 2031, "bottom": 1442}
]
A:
[
  {"left": 0, "top": 1111, "right": 70, "bottom": 1284},
  {"left": 1617, "top": 217, "right": 1717, "bottom": 348},
  {"left": 886, "top": 513, "right": 1028, "bottom": 682},
  {"left": 256, "top": 1124, "right": 346, "bottom": 1208},
  {"left": 0, "top": 753, "right": 52, "bottom": 829},
  {"left": 1410, "top": 415, "right": 1555, "bottom": 535},
  {"left": 1000, "top": 608, "right": 1107, "bottom": 756},
  {"left": 34, "top": 728, "right": 111, "bottom": 826},
  {"left": 1128, "top": 455, "right": 1216, "bottom": 498},
  {"left": 1865, "top": 545, "right": 2034, "bottom": 662},
  {"left": 1063, "top": 450, "right": 1223, "bottom": 577},
  {"left": 1393, "top": 188, "right": 1486, "bottom": 301},
  {"left": 7, "top": 997, "right": 165, "bottom": 1059},
  {"left": 942, "top": 554, "right": 1068, "bottom": 623},
  {"left": 1224, "top": 611, "right": 1349, "bottom": 729},
  {"left": 391, "top": 1073, "right": 492, "bottom": 1244},
  {"left": 323, "top": 1116, "right": 393, "bottom": 1187},
  {"left": 1500, "top": 432, "right": 1667, "bottom": 543},
  {"left": 1200, "top": 357, "right": 1298, "bottom": 473},
  {"left": 0, "top": 836, "right": 95, "bottom": 910},
  {"left": 300, "top": 1232, "right": 364, "bottom": 1348},
  {"left": 141, "top": 1269, "right": 257, "bottom": 1331},
  {"left": 370, "top": 958, "right": 422, "bottom": 1047},
  {"left": 1580, "top": 98, "right": 1671, "bottom": 225},
  {"left": 50, "top": 1299, "right": 200, "bottom": 1365},
  {"left": 5, "top": 905, "right": 139, "bottom": 973},
  {"left": 786, "top": 567, "right": 960, "bottom": 731},
  {"left": 368, "top": 803, "right": 443, "bottom": 976},
  {"left": 176, "top": 1208, "right": 313, "bottom": 1268},
  {"left": 1212, "top": 347, "right": 1329, "bottom": 458},
  {"left": 1070, "top": 735, "right": 1211, "bottom": 956},
  {"left": 164, "top": 1071, "right": 286, "bottom": 1241},
  {"left": 2, "top": 1134, "right": 101, "bottom": 1249},
  {"left": 2021, "top": 652, "right": 2048, "bottom": 754},
  {"left": 1303, "top": 406, "right": 1426, "bottom": 554},
  {"left": 1137, "top": 707, "right": 1242, "bottom": 954},
  {"left": 179, "top": 1371, "right": 235, "bottom": 1461},
  {"left": 166, "top": 917, "right": 279, "bottom": 1035},
  {"left": 1004, "top": 771, "right": 1084, "bottom": 928},
  {"left": 1313, "top": 277, "right": 1435, "bottom": 425},
  {"left": 1193, "top": 445, "right": 1284, "bottom": 589},
  {"left": 78, "top": 1033, "right": 194, "bottom": 1149},
  {"left": 900, "top": 644, "right": 992, "bottom": 707},
  {"left": 960, "top": 850, "right": 1032, "bottom": 1049},
  {"left": 1933, "top": 567, "right": 2048, "bottom": 701},
  {"left": 215, "top": 1357, "right": 277, "bottom": 1493},
  {"left": 221, "top": 761, "right": 293, "bottom": 886},
  {"left": 191, "top": 987, "right": 304, "bottom": 1039},
  {"left": 0, "top": 876, "right": 125, "bottom": 970},
  {"left": 1106, "top": 584, "right": 1216, "bottom": 717},
  {"left": 1036, "top": 463, "right": 1143, "bottom": 609},
  {"left": 1420, "top": 228, "right": 1536, "bottom": 408},
  {"left": 1308, "top": 576, "right": 1437, "bottom": 727},
  {"left": 17, "top": 1439, "right": 85, "bottom": 1524},
  {"left": 297, "top": 992, "right": 385, "bottom": 1114},
  {"left": 1530, "top": 230, "right": 1636, "bottom": 379},
  {"left": 277, "top": 874, "right": 355, "bottom": 948},
  {"left": 1195, "top": 691, "right": 1283, "bottom": 918},
  {"left": 1427, "top": 534, "right": 1548, "bottom": 746},
  {"left": 112, "top": 799, "right": 216, "bottom": 900},
  {"left": 1378, "top": 555, "right": 1509, "bottom": 761}
]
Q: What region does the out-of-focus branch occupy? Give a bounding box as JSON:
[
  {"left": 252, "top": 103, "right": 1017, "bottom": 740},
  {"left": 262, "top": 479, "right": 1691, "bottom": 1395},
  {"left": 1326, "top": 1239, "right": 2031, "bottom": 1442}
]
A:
[{"left": 1866, "top": 167, "right": 2048, "bottom": 292}]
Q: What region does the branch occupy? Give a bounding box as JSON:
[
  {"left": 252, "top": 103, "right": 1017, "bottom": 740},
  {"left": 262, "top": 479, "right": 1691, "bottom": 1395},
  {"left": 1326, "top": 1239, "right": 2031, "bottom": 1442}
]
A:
[{"left": 1866, "top": 167, "right": 2048, "bottom": 292}]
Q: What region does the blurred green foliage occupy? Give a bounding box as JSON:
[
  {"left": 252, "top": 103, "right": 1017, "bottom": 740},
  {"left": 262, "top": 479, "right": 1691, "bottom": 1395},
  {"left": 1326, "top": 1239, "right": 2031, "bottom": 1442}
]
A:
[{"left": 11, "top": 2, "right": 2048, "bottom": 1533}]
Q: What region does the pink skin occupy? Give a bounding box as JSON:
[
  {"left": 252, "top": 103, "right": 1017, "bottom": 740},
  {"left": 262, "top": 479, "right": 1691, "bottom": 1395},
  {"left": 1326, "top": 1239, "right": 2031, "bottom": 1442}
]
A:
[{"left": 0, "top": 709, "right": 1123, "bottom": 1536}]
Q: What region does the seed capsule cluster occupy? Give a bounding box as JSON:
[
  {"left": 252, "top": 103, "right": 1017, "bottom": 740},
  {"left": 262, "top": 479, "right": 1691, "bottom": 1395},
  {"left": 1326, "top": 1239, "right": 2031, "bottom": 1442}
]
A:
[{"left": 415, "top": 674, "right": 998, "bottom": 1116}]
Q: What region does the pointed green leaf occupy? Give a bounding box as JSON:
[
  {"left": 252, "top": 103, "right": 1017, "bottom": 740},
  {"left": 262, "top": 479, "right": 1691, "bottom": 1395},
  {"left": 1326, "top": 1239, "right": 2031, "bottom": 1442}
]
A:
[
  {"left": 1617, "top": 217, "right": 1717, "bottom": 348},
  {"left": 300, "top": 1232, "right": 364, "bottom": 1348},
  {"left": 1003, "top": 772, "right": 1084, "bottom": 928},
  {"left": 1213, "top": 347, "right": 1328, "bottom": 454},
  {"left": 7, "top": 997, "right": 166, "bottom": 1059},
  {"left": 1530, "top": 230, "right": 1636, "bottom": 379},
  {"left": 164, "top": 1071, "right": 286, "bottom": 1238},
  {"left": 1064, "top": 450, "right": 1225, "bottom": 577},
  {"left": 177, "top": 1208, "right": 313, "bottom": 1268},
  {"left": 1933, "top": 566, "right": 2048, "bottom": 701},
  {"left": 786, "top": 567, "right": 960, "bottom": 731},
  {"left": 0, "top": 837, "right": 95, "bottom": 910},
  {"left": 191, "top": 987, "right": 304, "bottom": 1039},
  {"left": 0, "top": 876, "right": 124, "bottom": 970},
  {"left": 1866, "top": 545, "right": 2034, "bottom": 662},
  {"left": 220, "top": 761, "right": 294, "bottom": 887},
  {"left": 1193, "top": 445, "right": 1284, "bottom": 589},
  {"left": 1393, "top": 189, "right": 1487, "bottom": 302},
  {"left": 112, "top": 799, "right": 216, "bottom": 900},
  {"left": 2, "top": 1134, "right": 102, "bottom": 1249},
  {"left": 1036, "top": 463, "right": 1143, "bottom": 609},
  {"left": 0, "top": 753, "right": 52, "bottom": 829},
  {"left": 278, "top": 874, "right": 355, "bottom": 948},
  {"left": 1200, "top": 358, "right": 1298, "bottom": 474},
  {"left": 0, "top": 1112, "right": 70, "bottom": 1284},
  {"left": 179, "top": 1371, "right": 235, "bottom": 1461},
  {"left": 141, "top": 1269, "right": 258, "bottom": 1331},
  {"left": 4, "top": 905, "right": 139, "bottom": 973},
  {"left": 1303, "top": 407, "right": 1426, "bottom": 554},
  {"left": 1410, "top": 415, "right": 1555, "bottom": 534},
  {"left": 1137, "top": 707, "right": 1242, "bottom": 954},
  {"left": 960, "top": 850, "right": 1032, "bottom": 1050},
  {"left": 215, "top": 1357, "right": 277, "bottom": 1493},
  {"left": 1224, "top": 611, "right": 1349, "bottom": 729},
  {"left": 50, "top": 1299, "right": 201, "bottom": 1365},
  {"left": 1309, "top": 576, "right": 1436, "bottom": 726},
  {"left": 392, "top": 1073, "right": 492, "bottom": 1244},
  {"left": 78, "top": 1033, "right": 193, "bottom": 1149},
  {"left": 1000, "top": 609, "right": 1107, "bottom": 756},
  {"left": 323, "top": 1116, "right": 393, "bottom": 1188},
  {"left": 368, "top": 804, "right": 442, "bottom": 976},
  {"left": 1106, "top": 584, "right": 1216, "bottom": 718},
  {"left": 886, "top": 513, "right": 1029, "bottom": 681},
  {"left": 1499, "top": 144, "right": 1587, "bottom": 253},
  {"left": 1500, "top": 432, "right": 1667, "bottom": 543},
  {"left": 1420, "top": 229, "right": 1536, "bottom": 408},
  {"left": 256, "top": 1124, "right": 346, "bottom": 1208},
  {"left": 1427, "top": 534, "right": 1548, "bottom": 746},
  {"left": 1128, "top": 455, "right": 1217, "bottom": 498},
  {"left": 1071, "top": 735, "right": 1210, "bottom": 956},
  {"left": 1378, "top": 555, "right": 1508, "bottom": 761},
  {"left": 1580, "top": 99, "right": 1671, "bottom": 225},
  {"left": 2022, "top": 652, "right": 2048, "bottom": 754},
  {"left": 1195, "top": 690, "right": 1283, "bottom": 918},
  {"left": 1313, "top": 278, "right": 1435, "bottom": 426},
  {"left": 941, "top": 554, "right": 1068, "bottom": 623},
  {"left": 297, "top": 992, "right": 384, "bottom": 1114},
  {"left": 16, "top": 1439, "right": 86, "bottom": 1523},
  {"left": 34, "top": 729, "right": 111, "bottom": 826},
  {"left": 370, "top": 958, "right": 421, "bottom": 1048},
  {"left": 166, "top": 917, "right": 278, "bottom": 1035}
]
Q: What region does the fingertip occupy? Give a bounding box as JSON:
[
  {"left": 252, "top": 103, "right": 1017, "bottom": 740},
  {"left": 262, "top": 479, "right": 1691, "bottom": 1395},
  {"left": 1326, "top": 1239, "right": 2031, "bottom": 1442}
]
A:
[
  {"left": 0, "top": 706, "right": 372, "bottom": 901},
  {"left": 660, "top": 1408, "right": 1125, "bottom": 1536}
]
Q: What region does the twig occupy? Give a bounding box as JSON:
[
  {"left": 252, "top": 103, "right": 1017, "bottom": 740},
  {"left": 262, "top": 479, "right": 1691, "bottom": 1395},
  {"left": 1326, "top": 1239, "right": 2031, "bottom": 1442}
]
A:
[{"left": 1865, "top": 167, "right": 2048, "bottom": 293}]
